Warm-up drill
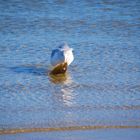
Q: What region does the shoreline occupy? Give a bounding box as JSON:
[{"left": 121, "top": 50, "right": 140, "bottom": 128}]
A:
[{"left": 0, "top": 125, "right": 140, "bottom": 135}]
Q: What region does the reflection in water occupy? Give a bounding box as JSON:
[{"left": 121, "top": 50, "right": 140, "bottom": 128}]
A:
[
  {"left": 49, "top": 72, "right": 72, "bottom": 85},
  {"left": 49, "top": 72, "right": 75, "bottom": 107},
  {"left": 49, "top": 72, "right": 76, "bottom": 125},
  {"left": 53, "top": 72, "right": 77, "bottom": 125},
  {"left": 61, "top": 88, "right": 74, "bottom": 107}
]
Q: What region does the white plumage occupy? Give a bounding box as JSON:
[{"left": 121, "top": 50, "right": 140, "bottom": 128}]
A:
[{"left": 51, "top": 43, "right": 74, "bottom": 67}]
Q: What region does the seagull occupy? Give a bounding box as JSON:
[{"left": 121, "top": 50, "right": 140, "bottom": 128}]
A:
[{"left": 50, "top": 42, "right": 74, "bottom": 74}]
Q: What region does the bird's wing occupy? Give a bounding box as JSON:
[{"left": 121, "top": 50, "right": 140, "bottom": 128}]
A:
[{"left": 51, "top": 49, "right": 65, "bottom": 66}]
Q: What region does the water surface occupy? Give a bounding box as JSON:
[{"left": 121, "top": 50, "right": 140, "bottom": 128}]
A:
[{"left": 0, "top": 0, "right": 140, "bottom": 139}]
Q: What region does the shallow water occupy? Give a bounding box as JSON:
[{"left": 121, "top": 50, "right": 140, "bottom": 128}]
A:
[{"left": 0, "top": 0, "right": 140, "bottom": 139}]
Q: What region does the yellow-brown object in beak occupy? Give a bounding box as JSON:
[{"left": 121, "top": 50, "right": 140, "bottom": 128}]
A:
[{"left": 50, "top": 62, "right": 67, "bottom": 75}]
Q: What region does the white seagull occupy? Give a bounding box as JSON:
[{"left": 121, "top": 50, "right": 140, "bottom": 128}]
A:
[{"left": 50, "top": 42, "right": 74, "bottom": 74}]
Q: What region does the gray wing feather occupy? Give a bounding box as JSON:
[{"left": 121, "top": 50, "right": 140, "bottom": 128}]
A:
[{"left": 51, "top": 49, "right": 65, "bottom": 66}]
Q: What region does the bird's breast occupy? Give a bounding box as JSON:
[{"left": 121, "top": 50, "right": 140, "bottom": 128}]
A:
[{"left": 64, "top": 51, "right": 74, "bottom": 66}]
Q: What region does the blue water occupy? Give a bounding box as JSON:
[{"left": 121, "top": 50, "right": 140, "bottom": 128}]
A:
[{"left": 0, "top": 0, "right": 140, "bottom": 139}]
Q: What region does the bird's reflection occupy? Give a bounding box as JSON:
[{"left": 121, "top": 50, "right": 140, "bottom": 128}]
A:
[
  {"left": 49, "top": 72, "right": 75, "bottom": 107},
  {"left": 49, "top": 72, "right": 72, "bottom": 85},
  {"left": 61, "top": 88, "right": 74, "bottom": 107},
  {"left": 49, "top": 72, "right": 78, "bottom": 126}
]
